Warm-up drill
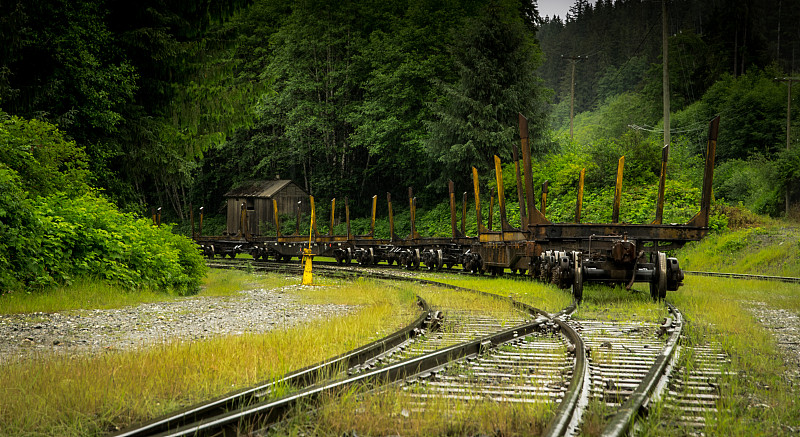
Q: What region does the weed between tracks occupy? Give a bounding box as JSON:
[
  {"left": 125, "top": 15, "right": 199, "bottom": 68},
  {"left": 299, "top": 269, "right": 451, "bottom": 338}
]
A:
[
  {"left": 0, "top": 275, "right": 419, "bottom": 436},
  {"left": 246, "top": 282, "right": 557, "bottom": 436},
  {"left": 633, "top": 276, "right": 800, "bottom": 436},
  {"left": 420, "top": 274, "right": 573, "bottom": 314},
  {"left": 261, "top": 385, "right": 554, "bottom": 436},
  {"left": 573, "top": 283, "right": 669, "bottom": 322}
]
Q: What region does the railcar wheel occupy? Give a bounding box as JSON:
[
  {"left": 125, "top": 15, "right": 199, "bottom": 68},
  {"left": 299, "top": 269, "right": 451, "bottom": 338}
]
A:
[
  {"left": 359, "top": 250, "right": 373, "bottom": 266},
  {"left": 572, "top": 252, "right": 584, "bottom": 303},
  {"left": 650, "top": 252, "right": 667, "bottom": 301},
  {"left": 424, "top": 250, "right": 436, "bottom": 270}
]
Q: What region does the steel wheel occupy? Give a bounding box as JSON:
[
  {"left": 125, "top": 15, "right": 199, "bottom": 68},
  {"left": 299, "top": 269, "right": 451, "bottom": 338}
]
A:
[{"left": 650, "top": 252, "right": 667, "bottom": 301}]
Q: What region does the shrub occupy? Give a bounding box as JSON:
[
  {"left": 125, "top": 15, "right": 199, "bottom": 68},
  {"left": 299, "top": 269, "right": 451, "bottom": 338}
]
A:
[
  {"left": 0, "top": 113, "right": 90, "bottom": 197},
  {"left": 0, "top": 166, "right": 44, "bottom": 291},
  {"left": 35, "top": 194, "right": 207, "bottom": 294}
]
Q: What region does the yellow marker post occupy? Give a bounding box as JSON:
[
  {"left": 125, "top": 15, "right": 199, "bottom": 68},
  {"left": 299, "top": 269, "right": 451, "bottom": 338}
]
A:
[
  {"left": 301, "top": 248, "right": 314, "bottom": 285},
  {"left": 302, "top": 197, "right": 316, "bottom": 286}
]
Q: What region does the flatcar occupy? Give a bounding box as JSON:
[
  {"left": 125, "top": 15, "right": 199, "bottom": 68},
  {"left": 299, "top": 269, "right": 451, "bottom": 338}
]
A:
[{"left": 195, "top": 113, "right": 720, "bottom": 301}]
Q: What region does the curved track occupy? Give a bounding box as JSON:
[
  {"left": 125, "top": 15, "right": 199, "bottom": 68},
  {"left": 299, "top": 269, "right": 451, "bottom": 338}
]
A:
[{"left": 117, "top": 261, "right": 778, "bottom": 436}]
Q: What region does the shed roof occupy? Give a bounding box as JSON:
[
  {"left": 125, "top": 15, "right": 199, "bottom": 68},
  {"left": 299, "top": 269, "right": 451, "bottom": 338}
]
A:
[{"left": 224, "top": 180, "right": 302, "bottom": 198}]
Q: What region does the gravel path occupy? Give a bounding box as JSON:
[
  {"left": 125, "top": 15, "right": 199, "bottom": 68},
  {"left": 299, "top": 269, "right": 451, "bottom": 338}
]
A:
[
  {"left": 0, "top": 285, "right": 360, "bottom": 363},
  {"left": 747, "top": 302, "right": 800, "bottom": 381}
]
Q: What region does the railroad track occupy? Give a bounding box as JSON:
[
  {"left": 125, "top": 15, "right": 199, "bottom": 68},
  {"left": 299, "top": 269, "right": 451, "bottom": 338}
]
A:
[
  {"left": 116, "top": 261, "right": 742, "bottom": 436},
  {"left": 685, "top": 270, "right": 800, "bottom": 284}
]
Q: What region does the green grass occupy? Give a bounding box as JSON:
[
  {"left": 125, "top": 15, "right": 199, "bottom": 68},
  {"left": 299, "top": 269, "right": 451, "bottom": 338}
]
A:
[
  {"left": 0, "top": 279, "right": 175, "bottom": 314},
  {"left": 198, "top": 268, "right": 296, "bottom": 297},
  {"left": 630, "top": 275, "right": 800, "bottom": 436},
  {"left": 0, "top": 277, "right": 419, "bottom": 436},
  {"left": 677, "top": 223, "right": 800, "bottom": 276},
  {"left": 266, "top": 382, "right": 555, "bottom": 436},
  {"left": 420, "top": 274, "right": 574, "bottom": 314},
  {"left": 575, "top": 283, "right": 668, "bottom": 322},
  {"left": 0, "top": 269, "right": 296, "bottom": 314}
]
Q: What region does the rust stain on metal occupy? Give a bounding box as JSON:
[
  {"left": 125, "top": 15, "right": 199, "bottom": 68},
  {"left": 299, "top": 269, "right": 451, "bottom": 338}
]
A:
[{"left": 612, "top": 156, "right": 625, "bottom": 223}]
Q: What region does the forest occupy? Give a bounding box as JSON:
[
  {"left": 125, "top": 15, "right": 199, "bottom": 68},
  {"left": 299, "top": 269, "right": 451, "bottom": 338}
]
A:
[{"left": 1, "top": 0, "right": 798, "bottom": 292}]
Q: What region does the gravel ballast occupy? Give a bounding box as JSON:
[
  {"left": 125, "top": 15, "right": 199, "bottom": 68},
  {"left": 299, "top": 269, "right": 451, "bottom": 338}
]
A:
[
  {"left": 0, "top": 285, "right": 360, "bottom": 363},
  {"left": 747, "top": 302, "right": 800, "bottom": 381}
]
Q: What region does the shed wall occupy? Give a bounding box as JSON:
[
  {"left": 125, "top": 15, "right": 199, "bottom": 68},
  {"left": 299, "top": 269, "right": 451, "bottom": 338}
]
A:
[{"left": 225, "top": 182, "right": 309, "bottom": 236}]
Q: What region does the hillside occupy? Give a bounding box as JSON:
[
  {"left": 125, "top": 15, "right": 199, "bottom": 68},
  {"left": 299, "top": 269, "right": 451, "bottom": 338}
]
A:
[{"left": 677, "top": 220, "right": 800, "bottom": 276}]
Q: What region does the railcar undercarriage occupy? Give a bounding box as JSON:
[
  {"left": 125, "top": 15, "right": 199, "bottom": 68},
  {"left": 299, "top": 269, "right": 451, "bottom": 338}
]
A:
[{"left": 195, "top": 114, "right": 720, "bottom": 301}]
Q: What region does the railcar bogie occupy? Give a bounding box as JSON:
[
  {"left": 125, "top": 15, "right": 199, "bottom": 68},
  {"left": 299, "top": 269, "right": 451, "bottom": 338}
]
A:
[{"left": 194, "top": 113, "right": 719, "bottom": 302}]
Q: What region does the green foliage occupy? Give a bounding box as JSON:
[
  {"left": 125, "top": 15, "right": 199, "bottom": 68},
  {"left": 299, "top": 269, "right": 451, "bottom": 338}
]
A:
[
  {"left": 678, "top": 224, "right": 800, "bottom": 277},
  {"left": 538, "top": 0, "right": 797, "bottom": 120},
  {"left": 0, "top": 114, "right": 206, "bottom": 294},
  {"left": 714, "top": 157, "right": 781, "bottom": 216},
  {"left": 425, "top": 0, "right": 549, "bottom": 188},
  {"left": 35, "top": 194, "right": 207, "bottom": 293},
  {"left": 0, "top": 112, "right": 90, "bottom": 197},
  {"left": 1, "top": 0, "right": 254, "bottom": 216},
  {"left": 200, "top": 0, "right": 551, "bottom": 214},
  {"left": 0, "top": 192, "right": 207, "bottom": 294},
  {"left": 671, "top": 68, "right": 786, "bottom": 160},
  {"left": 0, "top": 166, "right": 41, "bottom": 291},
  {"left": 568, "top": 92, "right": 659, "bottom": 143}
]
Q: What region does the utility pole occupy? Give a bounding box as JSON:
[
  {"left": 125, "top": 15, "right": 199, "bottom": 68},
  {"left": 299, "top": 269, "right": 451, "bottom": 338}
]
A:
[
  {"left": 662, "top": 0, "right": 670, "bottom": 151},
  {"left": 774, "top": 76, "right": 798, "bottom": 214},
  {"left": 562, "top": 55, "right": 584, "bottom": 141}
]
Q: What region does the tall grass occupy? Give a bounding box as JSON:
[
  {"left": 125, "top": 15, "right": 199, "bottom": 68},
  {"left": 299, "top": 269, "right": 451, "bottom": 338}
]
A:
[
  {"left": 575, "top": 283, "right": 668, "bottom": 322},
  {"left": 0, "top": 270, "right": 296, "bottom": 314},
  {"left": 421, "top": 274, "right": 573, "bottom": 314},
  {"left": 677, "top": 224, "right": 800, "bottom": 276},
  {"left": 267, "top": 386, "right": 554, "bottom": 436},
  {"left": 633, "top": 276, "right": 800, "bottom": 435},
  {"left": 0, "top": 279, "right": 171, "bottom": 314},
  {"left": 0, "top": 279, "right": 418, "bottom": 436},
  {"left": 198, "top": 269, "right": 296, "bottom": 297}
]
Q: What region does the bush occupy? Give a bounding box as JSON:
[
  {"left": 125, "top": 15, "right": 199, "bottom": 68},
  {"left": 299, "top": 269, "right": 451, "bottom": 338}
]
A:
[
  {"left": 34, "top": 194, "right": 207, "bottom": 294},
  {"left": 0, "top": 113, "right": 206, "bottom": 295},
  {"left": 0, "top": 172, "right": 206, "bottom": 295},
  {"left": 0, "top": 113, "right": 90, "bottom": 197},
  {"left": 0, "top": 166, "right": 43, "bottom": 291}
]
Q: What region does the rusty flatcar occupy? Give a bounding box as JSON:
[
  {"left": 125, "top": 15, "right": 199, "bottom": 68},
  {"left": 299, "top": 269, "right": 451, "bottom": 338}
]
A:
[{"left": 195, "top": 113, "right": 720, "bottom": 301}]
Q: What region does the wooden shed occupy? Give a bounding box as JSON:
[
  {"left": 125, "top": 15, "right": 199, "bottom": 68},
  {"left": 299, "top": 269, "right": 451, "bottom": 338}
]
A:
[{"left": 224, "top": 180, "right": 308, "bottom": 236}]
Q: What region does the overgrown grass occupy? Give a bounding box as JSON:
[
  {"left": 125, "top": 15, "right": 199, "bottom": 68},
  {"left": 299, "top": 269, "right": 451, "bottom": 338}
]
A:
[
  {"left": 574, "top": 283, "right": 668, "bottom": 322},
  {"left": 267, "top": 385, "right": 554, "bottom": 436},
  {"left": 420, "top": 274, "right": 573, "bottom": 314},
  {"left": 0, "top": 269, "right": 296, "bottom": 314},
  {"left": 0, "top": 279, "right": 173, "bottom": 314},
  {"left": 632, "top": 275, "right": 800, "bottom": 435},
  {"left": 677, "top": 223, "right": 800, "bottom": 276},
  {"left": 0, "top": 278, "right": 419, "bottom": 436},
  {"left": 198, "top": 268, "right": 296, "bottom": 297}
]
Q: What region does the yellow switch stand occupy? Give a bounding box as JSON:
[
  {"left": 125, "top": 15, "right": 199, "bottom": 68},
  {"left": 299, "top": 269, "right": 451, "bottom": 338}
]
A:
[{"left": 301, "top": 248, "right": 314, "bottom": 285}]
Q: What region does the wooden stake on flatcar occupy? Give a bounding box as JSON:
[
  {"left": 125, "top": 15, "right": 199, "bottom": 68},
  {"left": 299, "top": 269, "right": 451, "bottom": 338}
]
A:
[
  {"left": 575, "top": 168, "right": 585, "bottom": 223},
  {"left": 612, "top": 157, "right": 625, "bottom": 223}
]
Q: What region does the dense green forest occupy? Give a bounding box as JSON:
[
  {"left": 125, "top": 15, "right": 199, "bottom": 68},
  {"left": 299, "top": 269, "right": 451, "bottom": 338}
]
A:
[{"left": 1, "top": 0, "right": 798, "bottom": 291}]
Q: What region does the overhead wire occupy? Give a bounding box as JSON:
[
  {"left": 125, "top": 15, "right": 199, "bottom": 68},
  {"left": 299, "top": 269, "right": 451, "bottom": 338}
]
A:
[{"left": 582, "top": 11, "right": 662, "bottom": 110}]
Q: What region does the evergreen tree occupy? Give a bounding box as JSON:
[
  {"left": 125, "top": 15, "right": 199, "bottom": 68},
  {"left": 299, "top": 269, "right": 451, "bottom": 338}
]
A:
[{"left": 425, "top": 0, "right": 549, "bottom": 189}]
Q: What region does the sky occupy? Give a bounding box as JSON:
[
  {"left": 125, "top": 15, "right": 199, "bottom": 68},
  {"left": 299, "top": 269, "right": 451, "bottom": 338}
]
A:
[{"left": 537, "top": 0, "right": 575, "bottom": 20}]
